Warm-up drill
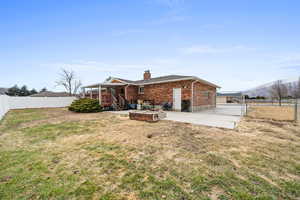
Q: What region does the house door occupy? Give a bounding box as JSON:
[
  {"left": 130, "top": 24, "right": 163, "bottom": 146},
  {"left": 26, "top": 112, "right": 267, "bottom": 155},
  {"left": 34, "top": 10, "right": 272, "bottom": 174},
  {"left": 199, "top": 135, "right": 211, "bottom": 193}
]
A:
[{"left": 173, "top": 88, "right": 181, "bottom": 111}]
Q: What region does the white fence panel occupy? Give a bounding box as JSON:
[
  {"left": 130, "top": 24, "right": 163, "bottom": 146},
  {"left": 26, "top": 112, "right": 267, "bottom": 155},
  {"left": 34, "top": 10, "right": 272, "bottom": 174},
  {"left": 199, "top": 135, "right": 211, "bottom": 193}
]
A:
[
  {"left": 0, "top": 95, "right": 10, "bottom": 120},
  {"left": 0, "top": 95, "right": 76, "bottom": 120},
  {"left": 9, "top": 97, "right": 76, "bottom": 109}
]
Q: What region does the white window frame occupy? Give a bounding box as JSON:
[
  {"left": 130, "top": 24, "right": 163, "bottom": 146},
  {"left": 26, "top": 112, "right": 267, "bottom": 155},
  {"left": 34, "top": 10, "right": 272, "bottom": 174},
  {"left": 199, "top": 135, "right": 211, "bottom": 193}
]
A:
[{"left": 138, "top": 86, "right": 144, "bottom": 94}]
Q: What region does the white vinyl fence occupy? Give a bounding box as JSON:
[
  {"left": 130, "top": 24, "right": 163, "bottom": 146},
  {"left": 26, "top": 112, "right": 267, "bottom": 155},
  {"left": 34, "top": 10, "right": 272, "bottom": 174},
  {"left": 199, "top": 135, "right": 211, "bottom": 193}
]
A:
[
  {"left": 0, "top": 95, "right": 10, "bottom": 120},
  {"left": 9, "top": 96, "right": 76, "bottom": 109},
  {"left": 0, "top": 95, "right": 76, "bottom": 120}
]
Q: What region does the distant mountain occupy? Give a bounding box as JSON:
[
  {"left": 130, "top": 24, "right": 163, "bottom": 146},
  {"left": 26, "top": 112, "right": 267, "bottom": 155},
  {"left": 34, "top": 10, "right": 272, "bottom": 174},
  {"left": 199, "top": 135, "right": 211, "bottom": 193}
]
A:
[{"left": 243, "top": 77, "right": 299, "bottom": 97}]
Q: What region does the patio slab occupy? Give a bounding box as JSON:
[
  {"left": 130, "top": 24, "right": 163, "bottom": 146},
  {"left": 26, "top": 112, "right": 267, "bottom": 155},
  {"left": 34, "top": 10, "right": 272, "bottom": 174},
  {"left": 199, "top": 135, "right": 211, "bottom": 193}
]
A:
[{"left": 110, "top": 105, "right": 243, "bottom": 129}]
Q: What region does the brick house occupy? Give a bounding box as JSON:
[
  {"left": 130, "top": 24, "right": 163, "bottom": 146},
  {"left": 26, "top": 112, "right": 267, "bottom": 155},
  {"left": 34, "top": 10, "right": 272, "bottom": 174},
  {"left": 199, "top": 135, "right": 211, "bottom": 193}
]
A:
[{"left": 82, "top": 70, "right": 220, "bottom": 112}]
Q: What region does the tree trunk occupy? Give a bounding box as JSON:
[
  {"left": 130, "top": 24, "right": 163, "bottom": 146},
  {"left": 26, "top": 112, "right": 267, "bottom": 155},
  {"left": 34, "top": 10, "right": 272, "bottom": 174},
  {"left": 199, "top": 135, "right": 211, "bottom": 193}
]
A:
[{"left": 279, "top": 97, "right": 282, "bottom": 106}]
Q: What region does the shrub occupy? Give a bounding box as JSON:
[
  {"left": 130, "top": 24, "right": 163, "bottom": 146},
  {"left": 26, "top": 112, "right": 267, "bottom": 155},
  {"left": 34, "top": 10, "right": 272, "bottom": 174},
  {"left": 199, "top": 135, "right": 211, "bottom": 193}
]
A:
[
  {"left": 162, "top": 102, "right": 172, "bottom": 111},
  {"left": 181, "top": 100, "right": 190, "bottom": 112},
  {"left": 68, "top": 98, "right": 102, "bottom": 113}
]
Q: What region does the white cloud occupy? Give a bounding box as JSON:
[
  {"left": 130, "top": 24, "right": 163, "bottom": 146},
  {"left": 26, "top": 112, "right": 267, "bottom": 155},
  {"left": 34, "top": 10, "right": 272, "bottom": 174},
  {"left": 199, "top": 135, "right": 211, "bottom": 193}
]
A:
[
  {"left": 152, "top": 58, "right": 180, "bottom": 65},
  {"left": 270, "top": 53, "right": 300, "bottom": 73},
  {"left": 152, "top": 15, "right": 186, "bottom": 25},
  {"left": 151, "top": 0, "right": 185, "bottom": 8},
  {"left": 112, "top": 29, "right": 145, "bottom": 37},
  {"left": 42, "top": 60, "right": 151, "bottom": 86},
  {"left": 149, "top": 0, "right": 187, "bottom": 25},
  {"left": 43, "top": 60, "right": 147, "bottom": 71},
  {"left": 180, "top": 45, "right": 256, "bottom": 54},
  {"left": 41, "top": 58, "right": 190, "bottom": 86},
  {"left": 277, "top": 54, "right": 300, "bottom": 65}
]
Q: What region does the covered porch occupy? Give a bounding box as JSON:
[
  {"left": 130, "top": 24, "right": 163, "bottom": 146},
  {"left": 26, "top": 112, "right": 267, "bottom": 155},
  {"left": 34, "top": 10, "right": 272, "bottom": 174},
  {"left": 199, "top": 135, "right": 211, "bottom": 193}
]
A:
[{"left": 82, "top": 83, "right": 133, "bottom": 110}]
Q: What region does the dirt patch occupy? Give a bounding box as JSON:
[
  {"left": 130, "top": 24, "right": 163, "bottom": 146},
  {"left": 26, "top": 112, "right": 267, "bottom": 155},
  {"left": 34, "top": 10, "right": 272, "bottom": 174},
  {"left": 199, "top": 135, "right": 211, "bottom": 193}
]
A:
[
  {"left": 247, "top": 106, "right": 295, "bottom": 121},
  {"left": 209, "top": 187, "right": 226, "bottom": 200},
  {"left": 19, "top": 109, "right": 108, "bottom": 128}
]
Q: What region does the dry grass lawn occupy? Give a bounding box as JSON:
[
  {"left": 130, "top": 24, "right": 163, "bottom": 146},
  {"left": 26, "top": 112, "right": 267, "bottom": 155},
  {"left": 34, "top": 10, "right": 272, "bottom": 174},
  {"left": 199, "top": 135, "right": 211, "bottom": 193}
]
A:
[
  {"left": 0, "top": 108, "right": 299, "bottom": 200},
  {"left": 247, "top": 106, "right": 296, "bottom": 121}
]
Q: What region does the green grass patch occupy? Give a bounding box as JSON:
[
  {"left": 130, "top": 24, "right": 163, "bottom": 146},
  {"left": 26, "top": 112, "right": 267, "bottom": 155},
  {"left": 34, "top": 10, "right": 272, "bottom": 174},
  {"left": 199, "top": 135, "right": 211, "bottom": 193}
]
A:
[
  {"left": 0, "top": 109, "right": 47, "bottom": 131},
  {"left": 0, "top": 150, "right": 79, "bottom": 199},
  {"left": 21, "top": 121, "right": 92, "bottom": 143},
  {"left": 281, "top": 180, "right": 300, "bottom": 198}
]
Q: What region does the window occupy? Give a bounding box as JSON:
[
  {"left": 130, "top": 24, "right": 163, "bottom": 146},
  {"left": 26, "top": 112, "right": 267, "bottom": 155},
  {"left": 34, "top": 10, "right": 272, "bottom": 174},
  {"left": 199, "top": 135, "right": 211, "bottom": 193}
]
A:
[{"left": 138, "top": 86, "right": 144, "bottom": 94}]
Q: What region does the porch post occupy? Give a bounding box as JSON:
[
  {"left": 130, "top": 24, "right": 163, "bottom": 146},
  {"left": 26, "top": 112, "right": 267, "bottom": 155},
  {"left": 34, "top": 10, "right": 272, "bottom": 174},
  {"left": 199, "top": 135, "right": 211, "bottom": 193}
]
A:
[
  {"left": 98, "top": 85, "right": 102, "bottom": 105},
  {"left": 82, "top": 88, "right": 85, "bottom": 98},
  {"left": 90, "top": 88, "right": 92, "bottom": 99},
  {"left": 125, "top": 85, "right": 129, "bottom": 100}
]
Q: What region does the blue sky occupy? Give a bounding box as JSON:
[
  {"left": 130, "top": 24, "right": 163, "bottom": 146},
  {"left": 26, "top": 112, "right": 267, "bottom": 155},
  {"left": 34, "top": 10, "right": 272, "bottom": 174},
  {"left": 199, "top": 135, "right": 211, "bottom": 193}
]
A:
[{"left": 0, "top": 0, "right": 300, "bottom": 92}]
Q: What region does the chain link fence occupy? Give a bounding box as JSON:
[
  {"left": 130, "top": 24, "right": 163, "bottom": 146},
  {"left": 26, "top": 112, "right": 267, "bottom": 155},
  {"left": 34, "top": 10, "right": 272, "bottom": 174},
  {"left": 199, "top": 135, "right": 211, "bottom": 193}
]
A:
[{"left": 244, "top": 98, "right": 299, "bottom": 121}]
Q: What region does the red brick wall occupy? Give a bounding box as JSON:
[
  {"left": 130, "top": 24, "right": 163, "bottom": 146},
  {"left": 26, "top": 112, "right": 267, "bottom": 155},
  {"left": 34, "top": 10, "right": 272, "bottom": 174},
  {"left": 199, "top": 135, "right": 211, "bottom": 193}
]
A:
[
  {"left": 193, "top": 82, "right": 216, "bottom": 106},
  {"left": 129, "top": 112, "right": 158, "bottom": 122},
  {"left": 126, "top": 85, "right": 138, "bottom": 103},
  {"left": 86, "top": 80, "right": 217, "bottom": 108},
  {"left": 137, "top": 80, "right": 192, "bottom": 105},
  {"left": 136, "top": 80, "right": 216, "bottom": 106}
]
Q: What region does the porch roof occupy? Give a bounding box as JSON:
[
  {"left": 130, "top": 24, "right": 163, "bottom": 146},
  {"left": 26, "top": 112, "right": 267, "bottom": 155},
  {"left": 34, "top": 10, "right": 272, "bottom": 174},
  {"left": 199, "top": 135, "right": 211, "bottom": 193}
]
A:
[{"left": 82, "top": 82, "right": 126, "bottom": 88}]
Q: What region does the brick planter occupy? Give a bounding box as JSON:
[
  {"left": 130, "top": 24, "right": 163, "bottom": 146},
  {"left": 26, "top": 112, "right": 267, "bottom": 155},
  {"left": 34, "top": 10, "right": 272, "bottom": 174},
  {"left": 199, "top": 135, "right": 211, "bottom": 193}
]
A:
[{"left": 129, "top": 111, "right": 166, "bottom": 122}]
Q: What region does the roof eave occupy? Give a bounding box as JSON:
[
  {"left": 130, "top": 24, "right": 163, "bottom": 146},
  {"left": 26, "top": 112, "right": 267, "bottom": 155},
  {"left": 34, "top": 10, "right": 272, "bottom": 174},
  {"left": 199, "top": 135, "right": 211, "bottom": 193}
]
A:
[
  {"left": 82, "top": 83, "right": 127, "bottom": 88},
  {"left": 83, "top": 76, "right": 221, "bottom": 88},
  {"left": 139, "top": 77, "right": 221, "bottom": 88},
  {"left": 192, "top": 76, "right": 221, "bottom": 88}
]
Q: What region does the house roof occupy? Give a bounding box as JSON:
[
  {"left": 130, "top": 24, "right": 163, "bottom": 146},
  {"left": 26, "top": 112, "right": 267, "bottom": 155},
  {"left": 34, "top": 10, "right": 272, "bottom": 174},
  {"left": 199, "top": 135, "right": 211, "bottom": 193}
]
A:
[
  {"left": 30, "top": 91, "right": 71, "bottom": 97},
  {"left": 112, "top": 75, "right": 220, "bottom": 88},
  {"left": 132, "top": 75, "right": 192, "bottom": 84},
  {"left": 83, "top": 74, "right": 220, "bottom": 88},
  {"left": 112, "top": 78, "right": 136, "bottom": 84}
]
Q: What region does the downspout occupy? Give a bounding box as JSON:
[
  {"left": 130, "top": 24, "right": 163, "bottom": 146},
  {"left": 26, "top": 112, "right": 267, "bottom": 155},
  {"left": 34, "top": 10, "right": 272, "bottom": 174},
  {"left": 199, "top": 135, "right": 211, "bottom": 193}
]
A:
[
  {"left": 124, "top": 84, "right": 130, "bottom": 100},
  {"left": 215, "top": 88, "right": 217, "bottom": 108},
  {"left": 191, "top": 80, "right": 198, "bottom": 112},
  {"left": 98, "top": 85, "right": 102, "bottom": 105}
]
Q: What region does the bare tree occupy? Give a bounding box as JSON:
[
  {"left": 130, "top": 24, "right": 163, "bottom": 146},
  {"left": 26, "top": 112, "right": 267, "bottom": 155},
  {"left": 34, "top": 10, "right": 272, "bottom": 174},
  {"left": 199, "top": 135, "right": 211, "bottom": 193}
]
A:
[
  {"left": 293, "top": 77, "right": 300, "bottom": 98},
  {"left": 56, "top": 69, "right": 82, "bottom": 96},
  {"left": 269, "top": 80, "right": 288, "bottom": 106},
  {"left": 287, "top": 77, "right": 300, "bottom": 98}
]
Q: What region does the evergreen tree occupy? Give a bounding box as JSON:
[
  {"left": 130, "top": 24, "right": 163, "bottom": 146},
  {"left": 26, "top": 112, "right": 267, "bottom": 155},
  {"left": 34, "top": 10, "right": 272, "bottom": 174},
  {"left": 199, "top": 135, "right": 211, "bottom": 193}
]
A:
[
  {"left": 6, "top": 85, "right": 20, "bottom": 96},
  {"left": 6, "top": 85, "right": 38, "bottom": 96},
  {"left": 29, "top": 89, "right": 38, "bottom": 95},
  {"left": 19, "top": 85, "right": 30, "bottom": 96},
  {"left": 40, "top": 88, "right": 47, "bottom": 93}
]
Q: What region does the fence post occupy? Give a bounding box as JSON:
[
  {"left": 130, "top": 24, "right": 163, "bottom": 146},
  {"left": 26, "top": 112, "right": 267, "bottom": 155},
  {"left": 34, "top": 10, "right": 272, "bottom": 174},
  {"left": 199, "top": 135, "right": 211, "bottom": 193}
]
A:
[
  {"left": 240, "top": 95, "right": 244, "bottom": 116},
  {"left": 295, "top": 99, "right": 298, "bottom": 122}
]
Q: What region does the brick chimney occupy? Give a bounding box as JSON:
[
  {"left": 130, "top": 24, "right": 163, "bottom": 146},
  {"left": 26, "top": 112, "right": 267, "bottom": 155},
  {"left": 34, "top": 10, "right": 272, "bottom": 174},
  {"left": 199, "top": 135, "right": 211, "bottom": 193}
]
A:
[{"left": 143, "top": 70, "right": 151, "bottom": 80}]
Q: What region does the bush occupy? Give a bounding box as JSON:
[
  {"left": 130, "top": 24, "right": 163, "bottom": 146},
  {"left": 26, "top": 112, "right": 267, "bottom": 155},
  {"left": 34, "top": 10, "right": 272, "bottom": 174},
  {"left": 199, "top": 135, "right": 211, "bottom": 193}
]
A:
[
  {"left": 181, "top": 100, "right": 190, "bottom": 112},
  {"left": 162, "top": 102, "right": 172, "bottom": 111},
  {"left": 68, "top": 98, "right": 102, "bottom": 113}
]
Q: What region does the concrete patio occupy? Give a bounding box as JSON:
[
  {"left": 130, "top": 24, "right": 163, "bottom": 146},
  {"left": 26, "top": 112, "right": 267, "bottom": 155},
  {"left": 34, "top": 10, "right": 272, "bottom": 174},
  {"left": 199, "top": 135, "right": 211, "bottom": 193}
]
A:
[{"left": 111, "top": 105, "right": 244, "bottom": 129}]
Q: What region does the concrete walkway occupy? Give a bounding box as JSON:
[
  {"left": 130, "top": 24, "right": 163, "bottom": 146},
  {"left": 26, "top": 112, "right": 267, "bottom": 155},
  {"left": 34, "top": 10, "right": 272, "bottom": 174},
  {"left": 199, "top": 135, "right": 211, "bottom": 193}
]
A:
[{"left": 110, "top": 105, "right": 243, "bottom": 129}]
